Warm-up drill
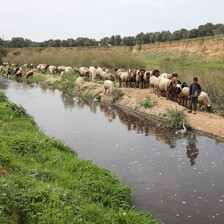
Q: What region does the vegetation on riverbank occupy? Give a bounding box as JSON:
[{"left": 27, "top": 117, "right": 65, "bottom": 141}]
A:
[{"left": 0, "top": 91, "right": 161, "bottom": 224}]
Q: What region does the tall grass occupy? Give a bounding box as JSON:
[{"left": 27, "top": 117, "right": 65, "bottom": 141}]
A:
[
  {"left": 0, "top": 92, "right": 161, "bottom": 224},
  {"left": 4, "top": 49, "right": 146, "bottom": 70}
]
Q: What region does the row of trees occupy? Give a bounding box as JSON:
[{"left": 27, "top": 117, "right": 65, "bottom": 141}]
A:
[{"left": 1, "top": 23, "right": 224, "bottom": 48}]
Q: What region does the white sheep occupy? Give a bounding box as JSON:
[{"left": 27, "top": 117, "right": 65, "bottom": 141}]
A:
[
  {"left": 49, "top": 65, "right": 56, "bottom": 75},
  {"left": 89, "top": 66, "right": 97, "bottom": 82},
  {"left": 159, "top": 73, "right": 178, "bottom": 79},
  {"left": 58, "top": 66, "right": 66, "bottom": 73},
  {"left": 119, "top": 70, "right": 132, "bottom": 87},
  {"left": 176, "top": 86, "right": 190, "bottom": 107},
  {"left": 75, "top": 77, "right": 84, "bottom": 89},
  {"left": 105, "top": 73, "right": 116, "bottom": 82},
  {"left": 150, "top": 76, "right": 160, "bottom": 94},
  {"left": 198, "top": 91, "right": 211, "bottom": 110},
  {"left": 65, "top": 67, "right": 73, "bottom": 73},
  {"left": 79, "top": 67, "right": 90, "bottom": 78},
  {"left": 158, "top": 77, "right": 172, "bottom": 99},
  {"left": 104, "top": 80, "right": 115, "bottom": 95}
]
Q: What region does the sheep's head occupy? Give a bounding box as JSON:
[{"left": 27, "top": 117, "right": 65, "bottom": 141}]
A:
[
  {"left": 175, "top": 84, "right": 182, "bottom": 94},
  {"left": 171, "top": 72, "right": 178, "bottom": 78}
]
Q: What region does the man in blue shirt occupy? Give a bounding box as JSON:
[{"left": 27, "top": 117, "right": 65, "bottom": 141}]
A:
[{"left": 188, "top": 77, "right": 201, "bottom": 114}]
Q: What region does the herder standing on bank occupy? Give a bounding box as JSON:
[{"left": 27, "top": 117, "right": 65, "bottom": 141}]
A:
[{"left": 188, "top": 77, "right": 201, "bottom": 114}]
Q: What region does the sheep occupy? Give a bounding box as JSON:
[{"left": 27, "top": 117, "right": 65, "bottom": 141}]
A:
[
  {"left": 198, "top": 91, "right": 211, "bottom": 110},
  {"left": 73, "top": 67, "right": 80, "bottom": 73},
  {"left": 49, "top": 65, "right": 57, "bottom": 75},
  {"left": 40, "top": 65, "right": 47, "bottom": 74},
  {"left": 119, "top": 70, "right": 132, "bottom": 87},
  {"left": 158, "top": 77, "right": 173, "bottom": 99},
  {"left": 115, "top": 68, "right": 125, "bottom": 80},
  {"left": 58, "top": 66, "right": 66, "bottom": 73},
  {"left": 100, "top": 71, "right": 108, "bottom": 81},
  {"left": 105, "top": 73, "right": 116, "bottom": 82},
  {"left": 160, "top": 72, "right": 178, "bottom": 79},
  {"left": 75, "top": 77, "right": 84, "bottom": 90},
  {"left": 104, "top": 80, "right": 115, "bottom": 95},
  {"left": 143, "top": 70, "right": 151, "bottom": 88},
  {"left": 89, "top": 66, "right": 97, "bottom": 82},
  {"left": 6, "top": 67, "right": 13, "bottom": 78},
  {"left": 79, "top": 67, "right": 90, "bottom": 78},
  {"left": 151, "top": 69, "right": 160, "bottom": 77},
  {"left": 136, "top": 70, "right": 144, "bottom": 88},
  {"left": 176, "top": 86, "right": 190, "bottom": 107},
  {"left": 65, "top": 67, "right": 73, "bottom": 73},
  {"left": 15, "top": 68, "right": 23, "bottom": 78},
  {"left": 12, "top": 67, "right": 20, "bottom": 75},
  {"left": 130, "top": 70, "right": 136, "bottom": 87},
  {"left": 25, "top": 70, "right": 34, "bottom": 79},
  {"left": 149, "top": 75, "right": 160, "bottom": 94}
]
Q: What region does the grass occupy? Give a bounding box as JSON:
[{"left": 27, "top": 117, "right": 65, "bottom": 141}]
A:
[
  {"left": 162, "top": 108, "right": 190, "bottom": 130},
  {"left": 0, "top": 91, "right": 161, "bottom": 224},
  {"left": 138, "top": 97, "right": 157, "bottom": 109},
  {"left": 4, "top": 50, "right": 146, "bottom": 71}
]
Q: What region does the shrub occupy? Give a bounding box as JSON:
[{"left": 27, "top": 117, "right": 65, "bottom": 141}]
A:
[
  {"left": 138, "top": 97, "right": 157, "bottom": 109},
  {"left": 110, "top": 89, "right": 124, "bottom": 103},
  {"left": 163, "top": 108, "right": 190, "bottom": 130},
  {"left": 0, "top": 92, "right": 8, "bottom": 102}
]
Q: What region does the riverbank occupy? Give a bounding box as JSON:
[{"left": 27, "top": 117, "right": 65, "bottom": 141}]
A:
[
  {"left": 0, "top": 91, "right": 160, "bottom": 223},
  {"left": 40, "top": 73, "right": 224, "bottom": 139}
]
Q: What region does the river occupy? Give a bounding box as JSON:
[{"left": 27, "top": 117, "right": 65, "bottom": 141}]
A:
[{"left": 0, "top": 78, "right": 224, "bottom": 224}]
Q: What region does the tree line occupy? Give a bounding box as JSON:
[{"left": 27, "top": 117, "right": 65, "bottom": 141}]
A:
[{"left": 1, "top": 23, "right": 224, "bottom": 48}]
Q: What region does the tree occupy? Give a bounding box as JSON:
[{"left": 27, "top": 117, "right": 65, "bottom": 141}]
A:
[
  {"left": 188, "top": 29, "right": 199, "bottom": 38},
  {"left": 136, "top": 32, "right": 145, "bottom": 45},
  {"left": 114, "top": 35, "right": 122, "bottom": 45},
  {"left": 0, "top": 46, "right": 7, "bottom": 64},
  {"left": 198, "top": 23, "right": 214, "bottom": 37},
  {"left": 120, "top": 36, "right": 136, "bottom": 46}
]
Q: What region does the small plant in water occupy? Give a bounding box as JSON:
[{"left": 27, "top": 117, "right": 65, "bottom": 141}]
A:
[
  {"left": 138, "top": 97, "right": 157, "bottom": 109},
  {"left": 163, "top": 108, "right": 190, "bottom": 130}
]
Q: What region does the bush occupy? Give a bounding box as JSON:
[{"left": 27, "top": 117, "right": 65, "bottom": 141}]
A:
[
  {"left": 110, "top": 89, "right": 124, "bottom": 103},
  {"left": 138, "top": 97, "right": 157, "bottom": 109},
  {"left": 163, "top": 108, "right": 190, "bottom": 130},
  {"left": 0, "top": 92, "right": 8, "bottom": 102}
]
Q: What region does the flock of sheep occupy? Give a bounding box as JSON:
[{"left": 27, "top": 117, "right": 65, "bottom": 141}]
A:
[{"left": 0, "top": 62, "right": 211, "bottom": 110}]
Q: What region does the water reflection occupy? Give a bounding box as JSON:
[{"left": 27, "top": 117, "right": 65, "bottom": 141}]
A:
[{"left": 186, "top": 134, "right": 199, "bottom": 166}]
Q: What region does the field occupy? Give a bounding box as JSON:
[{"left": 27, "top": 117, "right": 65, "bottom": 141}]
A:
[{"left": 0, "top": 91, "right": 160, "bottom": 224}]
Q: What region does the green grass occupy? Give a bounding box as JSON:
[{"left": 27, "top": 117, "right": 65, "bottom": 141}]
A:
[
  {"left": 162, "top": 108, "right": 190, "bottom": 130},
  {"left": 138, "top": 97, "right": 157, "bottom": 109},
  {"left": 110, "top": 89, "right": 124, "bottom": 103},
  {"left": 0, "top": 92, "right": 161, "bottom": 224}
]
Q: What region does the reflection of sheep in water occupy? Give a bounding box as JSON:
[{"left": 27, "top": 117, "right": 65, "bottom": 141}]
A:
[
  {"left": 99, "top": 104, "right": 116, "bottom": 122},
  {"left": 61, "top": 92, "right": 75, "bottom": 109},
  {"left": 90, "top": 102, "right": 97, "bottom": 114},
  {"left": 77, "top": 99, "right": 85, "bottom": 109}
]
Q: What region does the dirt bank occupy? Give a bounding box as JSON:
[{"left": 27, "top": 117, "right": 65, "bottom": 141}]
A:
[
  {"left": 78, "top": 82, "right": 224, "bottom": 139},
  {"left": 7, "top": 35, "right": 224, "bottom": 61}
]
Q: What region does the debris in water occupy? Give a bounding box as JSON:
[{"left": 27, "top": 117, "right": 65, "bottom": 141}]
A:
[{"left": 182, "top": 201, "right": 186, "bottom": 205}]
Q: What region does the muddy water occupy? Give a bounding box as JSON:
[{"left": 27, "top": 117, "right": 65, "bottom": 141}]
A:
[{"left": 1, "top": 79, "right": 224, "bottom": 224}]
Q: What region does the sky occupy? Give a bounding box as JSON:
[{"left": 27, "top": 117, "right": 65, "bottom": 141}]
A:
[{"left": 1, "top": 0, "right": 224, "bottom": 41}]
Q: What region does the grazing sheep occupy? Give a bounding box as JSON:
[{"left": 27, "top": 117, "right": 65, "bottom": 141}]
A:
[
  {"left": 65, "top": 67, "right": 73, "bottom": 73},
  {"left": 79, "top": 67, "right": 90, "bottom": 78},
  {"left": 49, "top": 65, "right": 57, "bottom": 75},
  {"left": 198, "top": 92, "right": 211, "bottom": 110},
  {"left": 160, "top": 72, "right": 178, "bottom": 79},
  {"left": 15, "top": 69, "right": 23, "bottom": 78},
  {"left": 75, "top": 77, "right": 84, "bottom": 89},
  {"left": 73, "top": 67, "right": 80, "bottom": 73},
  {"left": 105, "top": 73, "right": 116, "bottom": 82},
  {"left": 119, "top": 70, "right": 132, "bottom": 87},
  {"left": 25, "top": 70, "right": 34, "bottom": 79},
  {"left": 89, "top": 66, "right": 97, "bottom": 82},
  {"left": 6, "top": 67, "right": 13, "bottom": 78},
  {"left": 104, "top": 80, "right": 115, "bottom": 94},
  {"left": 12, "top": 67, "right": 20, "bottom": 75},
  {"left": 58, "top": 66, "right": 66, "bottom": 73}
]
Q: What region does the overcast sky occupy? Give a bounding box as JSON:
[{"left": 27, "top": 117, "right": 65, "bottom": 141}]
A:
[{"left": 1, "top": 0, "right": 224, "bottom": 41}]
